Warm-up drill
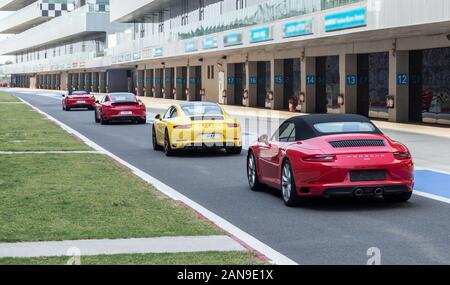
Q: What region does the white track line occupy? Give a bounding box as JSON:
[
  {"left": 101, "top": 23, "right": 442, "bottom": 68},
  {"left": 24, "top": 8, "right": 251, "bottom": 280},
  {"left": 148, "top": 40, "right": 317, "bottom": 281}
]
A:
[
  {"left": 16, "top": 96, "right": 298, "bottom": 265},
  {"left": 413, "top": 191, "right": 450, "bottom": 205},
  {"left": 0, "top": 151, "right": 101, "bottom": 155}
]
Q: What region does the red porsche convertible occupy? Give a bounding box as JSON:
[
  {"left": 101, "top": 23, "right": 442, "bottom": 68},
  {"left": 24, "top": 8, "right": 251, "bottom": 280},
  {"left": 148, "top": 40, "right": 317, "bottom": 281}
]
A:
[
  {"left": 62, "top": 90, "right": 96, "bottom": 111},
  {"left": 94, "top": 92, "right": 146, "bottom": 125},
  {"left": 247, "top": 114, "right": 414, "bottom": 206}
]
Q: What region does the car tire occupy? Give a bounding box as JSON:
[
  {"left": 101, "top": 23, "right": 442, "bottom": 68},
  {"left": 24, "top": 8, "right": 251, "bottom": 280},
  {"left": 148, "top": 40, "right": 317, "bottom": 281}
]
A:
[
  {"left": 152, "top": 127, "right": 163, "bottom": 151},
  {"left": 226, "top": 146, "right": 242, "bottom": 155},
  {"left": 247, "top": 152, "right": 264, "bottom": 192},
  {"left": 281, "top": 160, "right": 300, "bottom": 207},
  {"left": 164, "top": 129, "right": 175, "bottom": 156},
  {"left": 62, "top": 103, "right": 66, "bottom": 111},
  {"left": 383, "top": 192, "right": 412, "bottom": 203},
  {"left": 94, "top": 110, "right": 100, "bottom": 123},
  {"left": 100, "top": 116, "right": 109, "bottom": 125}
]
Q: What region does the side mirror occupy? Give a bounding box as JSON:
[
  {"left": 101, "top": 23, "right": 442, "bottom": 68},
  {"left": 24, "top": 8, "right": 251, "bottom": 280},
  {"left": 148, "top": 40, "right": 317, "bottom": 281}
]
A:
[
  {"left": 258, "top": 134, "right": 269, "bottom": 144},
  {"left": 155, "top": 114, "right": 162, "bottom": 120},
  {"left": 95, "top": 100, "right": 99, "bottom": 104},
  {"left": 62, "top": 94, "right": 66, "bottom": 97}
]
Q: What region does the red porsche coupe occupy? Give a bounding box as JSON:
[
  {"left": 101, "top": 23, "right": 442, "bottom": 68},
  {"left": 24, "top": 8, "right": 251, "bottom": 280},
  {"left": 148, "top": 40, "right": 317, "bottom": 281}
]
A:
[
  {"left": 247, "top": 114, "right": 414, "bottom": 206},
  {"left": 62, "top": 90, "right": 96, "bottom": 111},
  {"left": 94, "top": 93, "right": 147, "bottom": 125}
]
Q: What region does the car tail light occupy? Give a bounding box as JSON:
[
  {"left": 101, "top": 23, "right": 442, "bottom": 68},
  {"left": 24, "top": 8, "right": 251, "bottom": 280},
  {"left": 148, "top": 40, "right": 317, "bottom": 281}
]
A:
[
  {"left": 302, "top": 154, "right": 336, "bottom": 162},
  {"left": 394, "top": 152, "right": 411, "bottom": 160},
  {"left": 173, "top": 124, "right": 191, "bottom": 129},
  {"left": 227, "top": 123, "right": 239, "bottom": 128}
]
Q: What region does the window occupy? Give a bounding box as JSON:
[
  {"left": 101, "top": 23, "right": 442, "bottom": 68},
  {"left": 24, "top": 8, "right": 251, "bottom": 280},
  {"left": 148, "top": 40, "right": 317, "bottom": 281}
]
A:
[
  {"left": 313, "top": 122, "right": 377, "bottom": 134},
  {"left": 53, "top": 48, "right": 56, "bottom": 57},
  {"left": 181, "top": 0, "right": 188, "bottom": 26},
  {"left": 158, "top": 11, "right": 164, "bottom": 33},
  {"left": 109, "top": 93, "right": 136, "bottom": 102},
  {"left": 199, "top": 0, "right": 205, "bottom": 21},
  {"left": 69, "top": 44, "right": 73, "bottom": 54},
  {"left": 164, "top": 106, "right": 177, "bottom": 119},
  {"left": 140, "top": 23, "right": 146, "bottom": 38},
  {"left": 207, "top": 65, "right": 215, "bottom": 80},
  {"left": 236, "top": 0, "right": 246, "bottom": 10},
  {"left": 81, "top": 41, "right": 86, "bottom": 52},
  {"left": 273, "top": 122, "right": 296, "bottom": 142},
  {"left": 181, "top": 104, "right": 223, "bottom": 116}
]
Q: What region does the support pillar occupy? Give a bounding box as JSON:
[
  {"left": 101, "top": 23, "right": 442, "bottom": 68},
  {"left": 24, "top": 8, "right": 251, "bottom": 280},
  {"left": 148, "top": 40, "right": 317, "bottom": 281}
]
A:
[
  {"left": 137, "top": 70, "right": 145, "bottom": 97},
  {"left": 154, "top": 68, "right": 163, "bottom": 98},
  {"left": 388, "top": 50, "right": 409, "bottom": 123},
  {"left": 164, "top": 68, "right": 174, "bottom": 99},
  {"left": 144, "top": 69, "right": 153, "bottom": 97},
  {"left": 301, "top": 57, "right": 317, "bottom": 113},
  {"left": 99, "top": 72, "right": 106, "bottom": 93},
  {"left": 175, "top": 67, "right": 187, "bottom": 100},
  {"left": 79, "top": 73, "right": 85, "bottom": 90},
  {"left": 85, "top": 72, "right": 92, "bottom": 92},
  {"left": 245, "top": 62, "right": 257, "bottom": 107},
  {"left": 187, "top": 66, "right": 201, "bottom": 101},
  {"left": 339, "top": 54, "right": 358, "bottom": 114},
  {"left": 92, "top": 72, "right": 99, "bottom": 92},
  {"left": 272, "top": 59, "right": 284, "bottom": 110}
]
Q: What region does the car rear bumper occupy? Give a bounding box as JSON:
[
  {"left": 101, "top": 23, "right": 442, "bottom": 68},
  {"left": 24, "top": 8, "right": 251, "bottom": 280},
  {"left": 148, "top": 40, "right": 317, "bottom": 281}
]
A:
[
  {"left": 171, "top": 140, "right": 242, "bottom": 150},
  {"left": 66, "top": 100, "right": 95, "bottom": 108},
  {"left": 296, "top": 180, "right": 413, "bottom": 197},
  {"left": 108, "top": 115, "right": 146, "bottom": 122}
]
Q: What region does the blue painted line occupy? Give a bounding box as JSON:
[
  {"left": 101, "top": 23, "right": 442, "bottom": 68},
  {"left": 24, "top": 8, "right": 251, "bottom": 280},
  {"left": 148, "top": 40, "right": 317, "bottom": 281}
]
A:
[{"left": 415, "top": 170, "right": 450, "bottom": 199}]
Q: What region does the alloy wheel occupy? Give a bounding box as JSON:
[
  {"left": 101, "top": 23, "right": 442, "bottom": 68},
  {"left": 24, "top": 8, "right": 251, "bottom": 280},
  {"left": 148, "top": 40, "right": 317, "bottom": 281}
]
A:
[
  {"left": 247, "top": 154, "right": 256, "bottom": 188},
  {"left": 282, "top": 163, "right": 292, "bottom": 202}
]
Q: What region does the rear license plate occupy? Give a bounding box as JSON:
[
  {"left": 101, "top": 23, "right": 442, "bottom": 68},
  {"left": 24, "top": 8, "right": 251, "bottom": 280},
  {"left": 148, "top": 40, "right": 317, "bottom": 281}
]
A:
[
  {"left": 120, "top": 111, "right": 132, "bottom": 115},
  {"left": 202, "top": 134, "right": 222, "bottom": 140},
  {"left": 350, "top": 170, "right": 387, "bottom": 182},
  {"left": 77, "top": 100, "right": 86, "bottom": 103}
]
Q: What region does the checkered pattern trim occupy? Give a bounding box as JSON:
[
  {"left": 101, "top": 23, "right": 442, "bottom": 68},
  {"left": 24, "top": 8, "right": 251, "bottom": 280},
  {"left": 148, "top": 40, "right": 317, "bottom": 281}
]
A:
[{"left": 40, "top": 3, "right": 75, "bottom": 18}]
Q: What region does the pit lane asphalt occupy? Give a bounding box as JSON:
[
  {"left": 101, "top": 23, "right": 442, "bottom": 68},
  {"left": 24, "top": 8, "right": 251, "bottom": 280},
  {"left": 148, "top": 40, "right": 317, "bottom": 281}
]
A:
[{"left": 13, "top": 92, "right": 450, "bottom": 265}]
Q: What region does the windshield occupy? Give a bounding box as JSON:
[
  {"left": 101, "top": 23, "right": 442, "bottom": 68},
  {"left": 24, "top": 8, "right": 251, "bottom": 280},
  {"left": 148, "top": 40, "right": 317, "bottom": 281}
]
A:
[
  {"left": 314, "top": 122, "right": 377, "bottom": 134},
  {"left": 109, "top": 93, "right": 136, "bottom": 102},
  {"left": 71, "top": 91, "right": 89, "bottom": 95},
  {"left": 181, "top": 104, "right": 223, "bottom": 116}
]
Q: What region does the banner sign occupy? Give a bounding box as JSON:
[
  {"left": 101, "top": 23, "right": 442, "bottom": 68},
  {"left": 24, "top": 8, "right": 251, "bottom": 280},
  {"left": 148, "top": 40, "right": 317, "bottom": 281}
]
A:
[
  {"left": 250, "top": 27, "right": 273, "bottom": 43},
  {"left": 203, "top": 36, "right": 218, "bottom": 50},
  {"left": 325, "top": 7, "right": 367, "bottom": 32},
  {"left": 283, "top": 19, "right": 313, "bottom": 38},
  {"left": 185, "top": 40, "right": 198, "bottom": 52},
  {"left": 224, "top": 33, "right": 243, "bottom": 47},
  {"left": 153, "top": 47, "right": 163, "bottom": 57}
]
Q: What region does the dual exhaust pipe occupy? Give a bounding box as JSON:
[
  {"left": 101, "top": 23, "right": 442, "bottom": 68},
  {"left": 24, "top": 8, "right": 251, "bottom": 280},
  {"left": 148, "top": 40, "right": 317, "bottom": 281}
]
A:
[{"left": 354, "top": 187, "right": 384, "bottom": 197}]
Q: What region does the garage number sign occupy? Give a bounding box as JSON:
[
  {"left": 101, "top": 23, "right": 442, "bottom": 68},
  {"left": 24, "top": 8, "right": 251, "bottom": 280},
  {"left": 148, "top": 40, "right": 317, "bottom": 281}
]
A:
[
  {"left": 397, "top": 74, "right": 409, "bottom": 85},
  {"left": 346, "top": 75, "right": 357, "bottom": 86}
]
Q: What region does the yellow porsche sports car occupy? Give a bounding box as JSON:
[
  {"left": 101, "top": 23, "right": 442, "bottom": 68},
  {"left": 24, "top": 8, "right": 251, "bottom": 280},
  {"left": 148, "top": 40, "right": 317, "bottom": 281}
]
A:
[{"left": 152, "top": 102, "right": 242, "bottom": 156}]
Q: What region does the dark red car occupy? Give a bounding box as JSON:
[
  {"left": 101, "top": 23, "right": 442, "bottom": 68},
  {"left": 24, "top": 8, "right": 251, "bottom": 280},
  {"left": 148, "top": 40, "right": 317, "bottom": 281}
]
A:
[
  {"left": 247, "top": 114, "right": 414, "bottom": 207},
  {"left": 62, "top": 90, "right": 96, "bottom": 111},
  {"left": 94, "top": 92, "right": 146, "bottom": 125}
]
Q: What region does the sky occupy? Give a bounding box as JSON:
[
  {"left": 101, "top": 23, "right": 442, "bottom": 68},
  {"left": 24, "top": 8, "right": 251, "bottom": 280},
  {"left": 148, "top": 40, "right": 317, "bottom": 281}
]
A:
[{"left": 0, "top": 11, "right": 14, "bottom": 64}]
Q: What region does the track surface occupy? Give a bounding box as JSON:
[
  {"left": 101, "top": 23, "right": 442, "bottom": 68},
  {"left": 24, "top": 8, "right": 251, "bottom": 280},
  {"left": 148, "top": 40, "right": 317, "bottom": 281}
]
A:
[{"left": 12, "top": 91, "right": 450, "bottom": 265}]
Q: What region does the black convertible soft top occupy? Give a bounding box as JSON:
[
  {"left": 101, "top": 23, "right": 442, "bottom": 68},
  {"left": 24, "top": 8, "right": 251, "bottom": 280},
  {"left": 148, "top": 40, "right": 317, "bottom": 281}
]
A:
[{"left": 284, "top": 114, "right": 383, "bottom": 141}]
